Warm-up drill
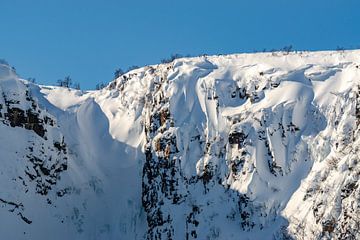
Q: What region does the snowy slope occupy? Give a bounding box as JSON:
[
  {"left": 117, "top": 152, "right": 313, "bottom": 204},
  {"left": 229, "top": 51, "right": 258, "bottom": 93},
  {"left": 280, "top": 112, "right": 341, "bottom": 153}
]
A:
[
  {"left": 1, "top": 50, "right": 359, "bottom": 239},
  {"left": 0, "top": 64, "right": 145, "bottom": 239}
]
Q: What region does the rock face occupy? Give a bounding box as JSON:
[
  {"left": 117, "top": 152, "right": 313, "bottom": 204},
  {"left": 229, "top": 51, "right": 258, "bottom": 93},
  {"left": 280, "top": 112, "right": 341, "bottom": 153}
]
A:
[
  {"left": 0, "top": 65, "right": 68, "bottom": 229},
  {"left": 283, "top": 78, "right": 360, "bottom": 240},
  {"left": 0, "top": 50, "right": 359, "bottom": 239},
  {"left": 138, "top": 64, "right": 262, "bottom": 240}
]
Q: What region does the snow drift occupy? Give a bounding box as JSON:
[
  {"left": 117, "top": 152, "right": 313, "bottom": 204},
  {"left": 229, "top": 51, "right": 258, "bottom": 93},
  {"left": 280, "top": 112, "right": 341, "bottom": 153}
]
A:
[{"left": 0, "top": 50, "right": 359, "bottom": 239}]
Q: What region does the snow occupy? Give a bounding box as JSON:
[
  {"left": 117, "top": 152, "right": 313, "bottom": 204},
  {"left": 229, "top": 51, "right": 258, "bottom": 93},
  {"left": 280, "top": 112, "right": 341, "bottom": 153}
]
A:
[{"left": 0, "top": 49, "right": 359, "bottom": 239}]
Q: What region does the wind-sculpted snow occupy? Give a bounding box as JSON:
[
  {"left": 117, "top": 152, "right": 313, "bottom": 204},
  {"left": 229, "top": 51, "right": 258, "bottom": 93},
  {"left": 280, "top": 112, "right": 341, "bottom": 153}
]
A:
[
  {"left": 0, "top": 64, "right": 144, "bottom": 239},
  {"left": 0, "top": 50, "right": 359, "bottom": 239}
]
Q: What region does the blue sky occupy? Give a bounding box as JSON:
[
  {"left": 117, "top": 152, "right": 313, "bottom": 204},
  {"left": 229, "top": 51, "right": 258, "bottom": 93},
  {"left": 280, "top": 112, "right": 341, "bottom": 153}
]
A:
[{"left": 0, "top": 0, "right": 359, "bottom": 89}]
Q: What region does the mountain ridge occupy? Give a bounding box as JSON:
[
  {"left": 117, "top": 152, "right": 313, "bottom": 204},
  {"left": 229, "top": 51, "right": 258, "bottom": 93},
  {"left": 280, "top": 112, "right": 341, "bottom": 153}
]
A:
[{"left": 0, "top": 49, "right": 359, "bottom": 239}]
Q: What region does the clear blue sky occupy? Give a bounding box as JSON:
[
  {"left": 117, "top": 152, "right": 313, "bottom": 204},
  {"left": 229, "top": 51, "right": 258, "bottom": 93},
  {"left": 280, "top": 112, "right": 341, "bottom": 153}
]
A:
[{"left": 1, "top": 0, "right": 359, "bottom": 89}]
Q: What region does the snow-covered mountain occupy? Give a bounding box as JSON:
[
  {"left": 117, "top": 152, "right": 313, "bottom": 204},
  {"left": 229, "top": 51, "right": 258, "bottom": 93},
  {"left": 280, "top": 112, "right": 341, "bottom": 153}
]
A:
[{"left": 0, "top": 50, "right": 359, "bottom": 240}]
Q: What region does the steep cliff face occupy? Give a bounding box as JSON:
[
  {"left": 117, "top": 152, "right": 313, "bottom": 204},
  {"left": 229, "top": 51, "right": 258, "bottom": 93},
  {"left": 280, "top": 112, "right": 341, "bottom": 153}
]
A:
[
  {"left": 284, "top": 79, "right": 360, "bottom": 240},
  {"left": 0, "top": 64, "right": 144, "bottom": 239},
  {"left": 0, "top": 50, "right": 359, "bottom": 239},
  {"left": 0, "top": 65, "right": 69, "bottom": 235}
]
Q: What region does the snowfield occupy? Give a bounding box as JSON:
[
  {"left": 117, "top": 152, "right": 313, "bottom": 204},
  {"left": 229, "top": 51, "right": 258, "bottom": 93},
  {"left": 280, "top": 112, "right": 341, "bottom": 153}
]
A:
[{"left": 0, "top": 50, "right": 359, "bottom": 239}]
